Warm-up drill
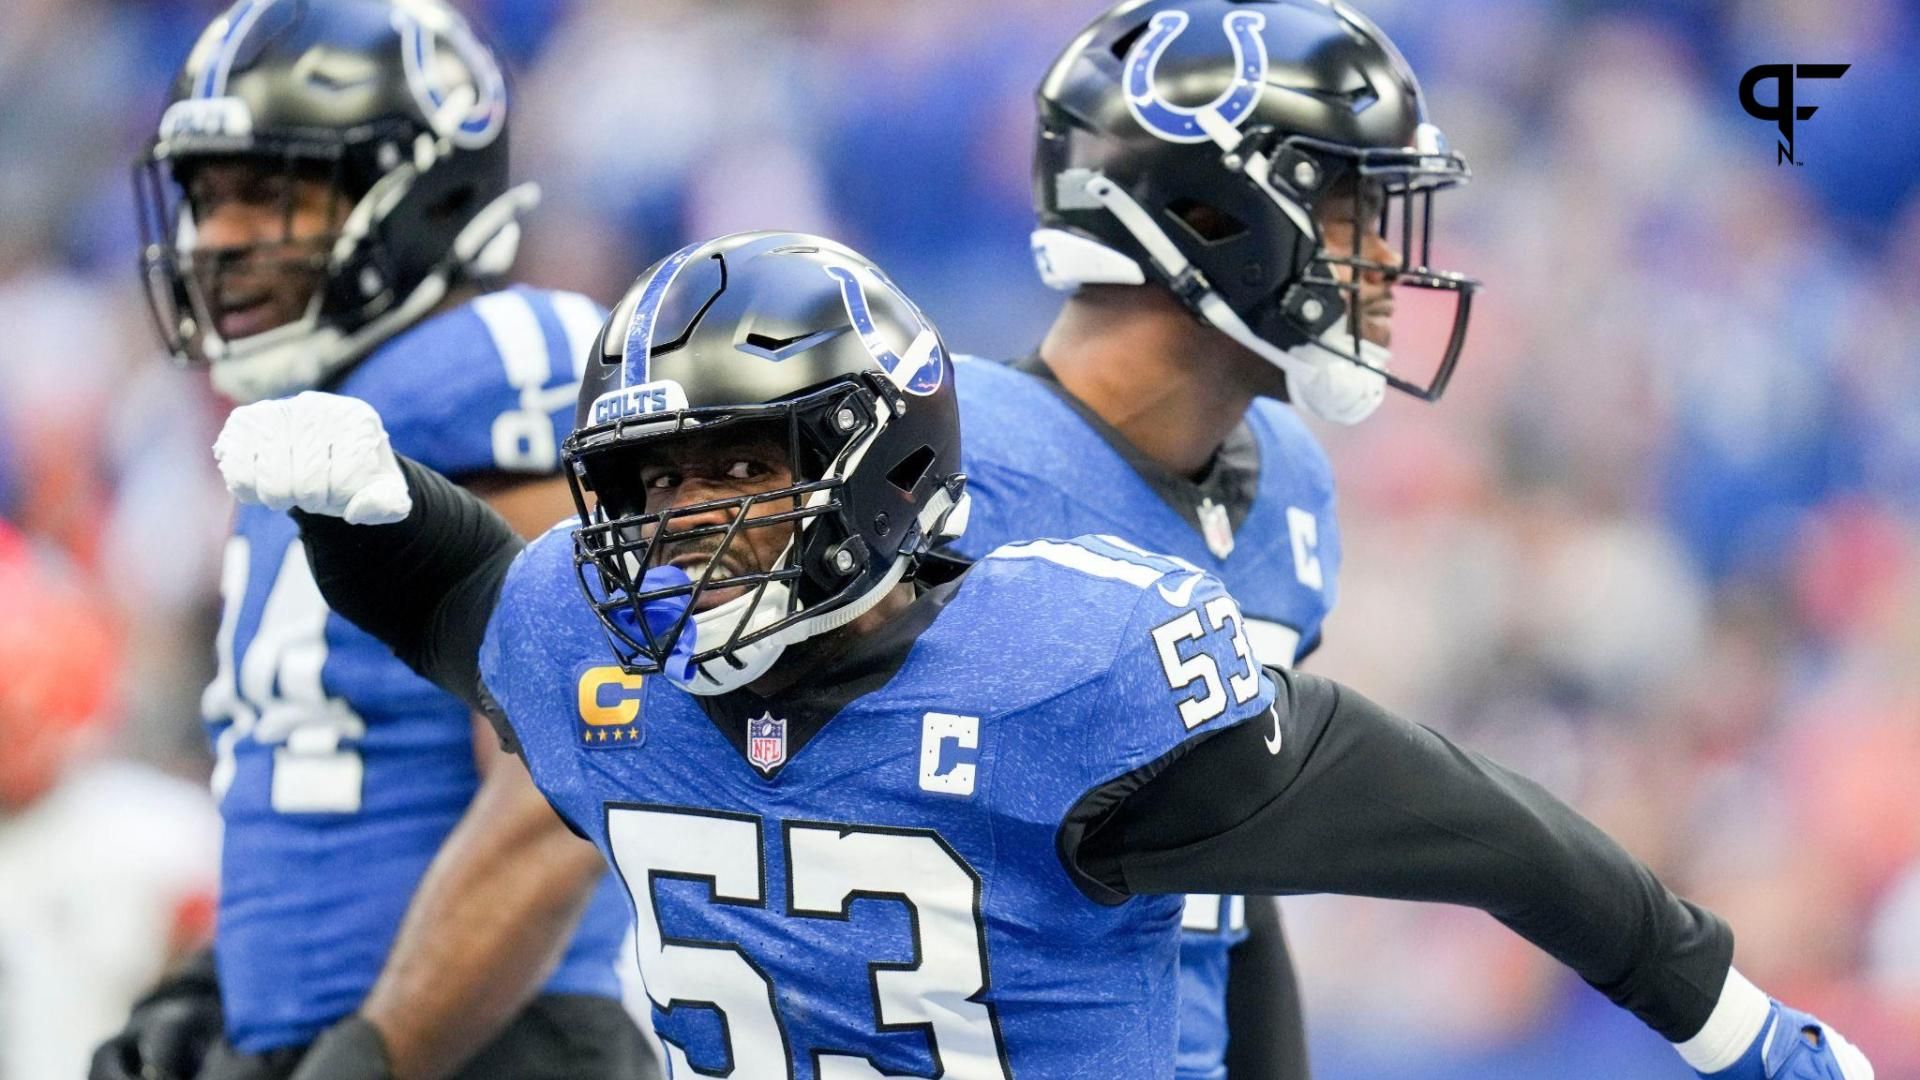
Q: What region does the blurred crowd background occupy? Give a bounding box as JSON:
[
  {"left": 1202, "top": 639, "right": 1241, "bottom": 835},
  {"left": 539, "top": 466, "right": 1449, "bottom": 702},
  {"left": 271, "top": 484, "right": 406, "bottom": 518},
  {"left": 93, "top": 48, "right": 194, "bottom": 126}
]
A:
[{"left": 3, "top": 0, "right": 1917, "bottom": 1076}]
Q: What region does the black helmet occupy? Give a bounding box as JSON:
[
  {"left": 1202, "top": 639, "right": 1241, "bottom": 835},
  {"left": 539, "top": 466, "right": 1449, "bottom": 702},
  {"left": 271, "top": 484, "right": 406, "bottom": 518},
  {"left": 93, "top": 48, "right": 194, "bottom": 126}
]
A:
[
  {"left": 1032, "top": 0, "right": 1478, "bottom": 423},
  {"left": 563, "top": 232, "right": 970, "bottom": 695},
  {"left": 134, "top": 0, "right": 534, "bottom": 402}
]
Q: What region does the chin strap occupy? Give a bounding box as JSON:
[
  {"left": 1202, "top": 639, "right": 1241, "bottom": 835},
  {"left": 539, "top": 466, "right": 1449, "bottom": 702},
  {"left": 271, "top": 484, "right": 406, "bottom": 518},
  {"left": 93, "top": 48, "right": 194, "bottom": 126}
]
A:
[
  {"left": 923, "top": 479, "right": 970, "bottom": 546},
  {"left": 1033, "top": 170, "right": 1388, "bottom": 426}
]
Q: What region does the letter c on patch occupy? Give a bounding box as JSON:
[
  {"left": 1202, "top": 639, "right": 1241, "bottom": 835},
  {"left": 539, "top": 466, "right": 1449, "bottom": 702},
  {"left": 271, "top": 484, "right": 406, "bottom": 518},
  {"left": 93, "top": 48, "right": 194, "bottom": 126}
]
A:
[{"left": 578, "top": 666, "right": 645, "bottom": 726}]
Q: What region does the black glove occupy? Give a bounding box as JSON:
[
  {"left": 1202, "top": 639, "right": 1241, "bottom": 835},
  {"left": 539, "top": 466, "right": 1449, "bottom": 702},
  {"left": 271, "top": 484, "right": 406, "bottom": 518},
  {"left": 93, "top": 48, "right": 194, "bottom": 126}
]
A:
[
  {"left": 89, "top": 947, "right": 224, "bottom": 1080},
  {"left": 285, "top": 1015, "right": 395, "bottom": 1080}
]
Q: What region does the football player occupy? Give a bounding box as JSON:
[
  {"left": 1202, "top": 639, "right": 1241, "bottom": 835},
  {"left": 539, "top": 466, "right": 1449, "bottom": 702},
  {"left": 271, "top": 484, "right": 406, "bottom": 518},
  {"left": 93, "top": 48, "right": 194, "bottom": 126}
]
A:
[
  {"left": 952, "top": 1, "right": 1473, "bottom": 1075},
  {"left": 215, "top": 232, "right": 1874, "bottom": 1080},
  {"left": 93, "top": 3, "right": 651, "bottom": 1079}
]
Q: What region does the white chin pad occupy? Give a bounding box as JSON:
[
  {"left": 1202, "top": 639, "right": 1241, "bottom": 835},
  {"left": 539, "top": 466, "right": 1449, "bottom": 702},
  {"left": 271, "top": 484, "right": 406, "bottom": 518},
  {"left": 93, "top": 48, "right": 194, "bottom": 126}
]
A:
[
  {"left": 678, "top": 581, "right": 794, "bottom": 696},
  {"left": 1191, "top": 286, "right": 1391, "bottom": 427},
  {"left": 676, "top": 552, "right": 915, "bottom": 697},
  {"left": 1280, "top": 326, "right": 1390, "bottom": 426},
  {"left": 209, "top": 325, "right": 346, "bottom": 403}
]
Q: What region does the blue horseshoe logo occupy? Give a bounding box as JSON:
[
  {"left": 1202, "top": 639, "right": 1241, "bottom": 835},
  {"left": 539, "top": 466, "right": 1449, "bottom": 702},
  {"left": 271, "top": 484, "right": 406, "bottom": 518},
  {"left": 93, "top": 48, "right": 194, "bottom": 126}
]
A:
[
  {"left": 1124, "top": 10, "right": 1269, "bottom": 144},
  {"left": 395, "top": 1, "right": 508, "bottom": 149},
  {"left": 824, "top": 264, "right": 946, "bottom": 397}
]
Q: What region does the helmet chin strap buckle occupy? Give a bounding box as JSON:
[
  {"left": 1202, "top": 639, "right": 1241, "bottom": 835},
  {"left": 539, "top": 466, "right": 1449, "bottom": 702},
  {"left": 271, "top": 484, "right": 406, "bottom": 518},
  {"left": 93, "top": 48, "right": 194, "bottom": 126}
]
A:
[
  {"left": 921, "top": 479, "right": 970, "bottom": 545},
  {"left": 1167, "top": 265, "right": 1214, "bottom": 308}
]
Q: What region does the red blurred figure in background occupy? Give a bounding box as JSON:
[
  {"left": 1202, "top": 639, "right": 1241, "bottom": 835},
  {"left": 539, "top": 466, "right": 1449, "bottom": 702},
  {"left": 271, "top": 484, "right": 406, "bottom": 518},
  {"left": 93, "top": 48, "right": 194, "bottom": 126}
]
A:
[
  {"left": 0, "top": 521, "right": 221, "bottom": 1079},
  {"left": 0, "top": 522, "right": 115, "bottom": 808}
]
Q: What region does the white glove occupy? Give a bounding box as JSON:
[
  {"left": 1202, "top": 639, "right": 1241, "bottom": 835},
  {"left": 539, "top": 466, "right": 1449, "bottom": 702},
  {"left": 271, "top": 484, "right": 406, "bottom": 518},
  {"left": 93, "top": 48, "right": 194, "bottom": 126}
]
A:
[{"left": 213, "top": 391, "right": 413, "bottom": 525}]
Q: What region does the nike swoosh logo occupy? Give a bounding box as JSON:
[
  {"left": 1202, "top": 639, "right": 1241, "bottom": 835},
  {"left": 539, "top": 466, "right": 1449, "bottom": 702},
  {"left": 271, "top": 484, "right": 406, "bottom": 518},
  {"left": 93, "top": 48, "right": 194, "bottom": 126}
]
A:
[
  {"left": 1155, "top": 572, "right": 1201, "bottom": 607},
  {"left": 1263, "top": 706, "right": 1283, "bottom": 755}
]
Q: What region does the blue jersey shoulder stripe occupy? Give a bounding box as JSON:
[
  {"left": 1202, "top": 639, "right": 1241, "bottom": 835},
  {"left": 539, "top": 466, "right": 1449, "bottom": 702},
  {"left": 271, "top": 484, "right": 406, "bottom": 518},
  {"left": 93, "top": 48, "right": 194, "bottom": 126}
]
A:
[
  {"left": 524, "top": 291, "right": 576, "bottom": 387},
  {"left": 550, "top": 291, "right": 605, "bottom": 380},
  {"left": 984, "top": 535, "right": 1193, "bottom": 589},
  {"left": 470, "top": 290, "right": 553, "bottom": 393},
  {"left": 1086, "top": 533, "right": 1205, "bottom": 575}
]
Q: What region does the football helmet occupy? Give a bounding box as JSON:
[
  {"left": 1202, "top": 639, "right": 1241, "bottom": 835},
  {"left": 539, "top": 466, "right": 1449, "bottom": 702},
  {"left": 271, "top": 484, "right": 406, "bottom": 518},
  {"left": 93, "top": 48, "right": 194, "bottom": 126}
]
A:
[
  {"left": 564, "top": 232, "right": 970, "bottom": 695},
  {"left": 1032, "top": 0, "right": 1478, "bottom": 423},
  {"left": 134, "top": 0, "right": 534, "bottom": 402}
]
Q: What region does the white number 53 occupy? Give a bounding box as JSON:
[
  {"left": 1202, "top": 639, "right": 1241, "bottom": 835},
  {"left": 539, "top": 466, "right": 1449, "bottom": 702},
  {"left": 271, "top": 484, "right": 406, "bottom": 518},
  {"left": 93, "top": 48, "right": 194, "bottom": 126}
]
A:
[
  {"left": 609, "top": 805, "right": 1011, "bottom": 1079},
  {"left": 1151, "top": 594, "right": 1260, "bottom": 729}
]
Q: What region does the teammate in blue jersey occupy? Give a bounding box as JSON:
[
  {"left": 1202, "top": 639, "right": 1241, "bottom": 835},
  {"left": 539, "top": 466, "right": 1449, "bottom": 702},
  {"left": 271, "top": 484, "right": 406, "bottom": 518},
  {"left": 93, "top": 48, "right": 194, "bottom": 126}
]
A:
[
  {"left": 219, "top": 232, "right": 1873, "bottom": 1080},
  {"left": 94, "top": 4, "right": 652, "bottom": 1080},
  {"left": 946, "top": 2, "right": 1483, "bottom": 1073},
  {"left": 949, "top": 358, "right": 1328, "bottom": 1077}
]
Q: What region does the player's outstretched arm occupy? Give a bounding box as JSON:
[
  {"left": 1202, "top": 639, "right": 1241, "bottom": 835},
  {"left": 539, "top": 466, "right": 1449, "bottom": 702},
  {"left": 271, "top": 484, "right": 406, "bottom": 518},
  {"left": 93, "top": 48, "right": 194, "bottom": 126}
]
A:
[
  {"left": 1075, "top": 668, "right": 1874, "bottom": 1080},
  {"left": 214, "top": 392, "right": 521, "bottom": 711}
]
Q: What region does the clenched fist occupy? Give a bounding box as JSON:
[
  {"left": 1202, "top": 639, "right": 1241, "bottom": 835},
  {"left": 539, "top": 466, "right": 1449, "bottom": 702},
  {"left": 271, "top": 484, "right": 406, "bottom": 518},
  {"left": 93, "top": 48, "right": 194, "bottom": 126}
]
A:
[{"left": 214, "top": 391, "right": 413, "bottom": 524}]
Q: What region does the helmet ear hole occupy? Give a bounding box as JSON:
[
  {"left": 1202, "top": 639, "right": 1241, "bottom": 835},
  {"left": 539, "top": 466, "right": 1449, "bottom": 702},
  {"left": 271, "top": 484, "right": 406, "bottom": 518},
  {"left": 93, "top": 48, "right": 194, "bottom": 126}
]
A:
[
  {"left": 427, "top": 183, "right": 478, "bottom": 223},
  {"left": 885, "top": 445, "right": 937, "bottom": 495},
  {"left": 1166, "top": 198, "right": 1247, "bottom": 244},
  {"left": 1109, "top": 22, "right": 1151, "bottom": 60}
]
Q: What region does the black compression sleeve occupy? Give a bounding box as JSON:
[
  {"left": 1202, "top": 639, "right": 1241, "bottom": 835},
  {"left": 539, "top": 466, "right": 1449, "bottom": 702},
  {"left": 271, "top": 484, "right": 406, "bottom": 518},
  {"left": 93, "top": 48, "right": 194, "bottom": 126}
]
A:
[
  {"left": 1076, "top": 668, "right": 1733, "bottom": 1043},
  {"left": 1223, "top": 897, "right": 1310, "bottom": 1080},
  {"left": 293, "top": 455, "right": 522, "bottom": 716}
]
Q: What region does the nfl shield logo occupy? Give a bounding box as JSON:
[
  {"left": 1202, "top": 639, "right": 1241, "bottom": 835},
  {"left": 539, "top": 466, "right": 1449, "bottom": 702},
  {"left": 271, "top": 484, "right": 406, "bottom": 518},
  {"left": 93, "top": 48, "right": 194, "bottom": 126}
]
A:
[
  {"left": 1198, "top": 497, "right": 1235, "bottom": 559},
  {"left": 746, "top": 712, "right": 788, "bottom": 774}
]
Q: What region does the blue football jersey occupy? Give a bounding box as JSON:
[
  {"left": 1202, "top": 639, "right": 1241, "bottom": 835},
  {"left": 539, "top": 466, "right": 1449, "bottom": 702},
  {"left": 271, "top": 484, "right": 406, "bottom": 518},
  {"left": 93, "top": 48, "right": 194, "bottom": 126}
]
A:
[
  {"left": 950, "top": 356, "right": 1339, "bottom": 664},
  {"left": 480, "top": 531, "right": 1278, "bottom": 1079},
  {"left": 950, "top": 355, "right": 1341, "bottom": 1079},
  {"left": 204, "top": 287, "right": 632, "bottom": 1052}
]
